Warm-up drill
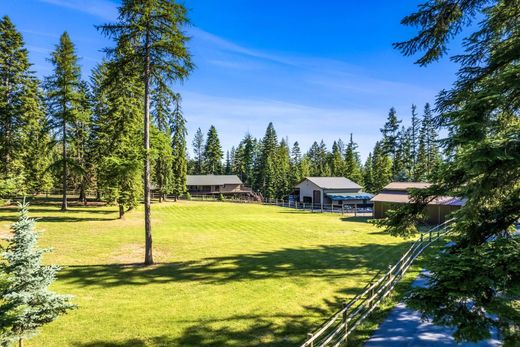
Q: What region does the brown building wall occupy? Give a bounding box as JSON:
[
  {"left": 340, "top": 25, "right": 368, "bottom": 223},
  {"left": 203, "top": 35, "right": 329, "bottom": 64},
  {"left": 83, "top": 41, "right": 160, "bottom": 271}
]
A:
[{"left": 373, "top": 201, "right": 459, "bottom": 225}]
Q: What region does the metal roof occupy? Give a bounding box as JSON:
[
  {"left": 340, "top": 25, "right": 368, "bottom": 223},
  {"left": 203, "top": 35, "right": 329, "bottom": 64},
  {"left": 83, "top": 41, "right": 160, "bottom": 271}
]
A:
[
  {"left": 187, "top": 175, "right": 243, "bottom": 186},
  {"left": 297, "top": 177, "right": 362, "bottom": 189},
  {"left": 383, "top": 182, "right": 431, "bottom": 190},
  {"left": 326, "top": 192, "right": 374, "bottom": 201}
]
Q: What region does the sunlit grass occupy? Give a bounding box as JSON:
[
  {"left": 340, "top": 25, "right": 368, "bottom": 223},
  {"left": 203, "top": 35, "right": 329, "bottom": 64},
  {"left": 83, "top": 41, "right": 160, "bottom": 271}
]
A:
[{"left": 0, "top": 199, "right": 415, "bottom": 346}]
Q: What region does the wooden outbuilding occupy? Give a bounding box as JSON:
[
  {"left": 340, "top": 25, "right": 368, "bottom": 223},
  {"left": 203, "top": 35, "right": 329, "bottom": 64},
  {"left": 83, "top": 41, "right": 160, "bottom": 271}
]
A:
[{"left": 371, "top": 182, "right": 464, "bottom": 224}]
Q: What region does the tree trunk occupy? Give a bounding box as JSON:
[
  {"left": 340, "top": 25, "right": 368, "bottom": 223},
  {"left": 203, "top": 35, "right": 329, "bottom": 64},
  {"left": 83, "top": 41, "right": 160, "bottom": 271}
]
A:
[
  {"left": 119, "top": 204, "right": 125, "bottom": 219},
  {"left": 61, "top": 119, "right": 68, "bottom": 211},
  {"left": 19, "top": 338, "right": 23, "bottom": 347},
  {"left": 143, "top": 29, "right": 153, "bottom": 266}
]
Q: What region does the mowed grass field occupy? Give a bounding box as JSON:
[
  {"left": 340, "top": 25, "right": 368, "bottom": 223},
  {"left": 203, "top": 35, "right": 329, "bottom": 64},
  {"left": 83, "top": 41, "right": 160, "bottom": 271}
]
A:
[{"left": 0, "top": 200, "right": 415, "bottom": 346}]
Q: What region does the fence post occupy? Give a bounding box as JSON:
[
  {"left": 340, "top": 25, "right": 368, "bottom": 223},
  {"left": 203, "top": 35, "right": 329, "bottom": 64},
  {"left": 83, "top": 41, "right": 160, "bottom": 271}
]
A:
[
  {"left": 420, "top": 233, "right": 423, "bottom": 242},
  {"left": 307, "top": 333, "right": 314, "bottom": 347},
  {"left": 429, "top": 230, "right": 432, "bottom": 242},
  {"left": 343, "top": 301, "right": 349, "bottom": 343}
]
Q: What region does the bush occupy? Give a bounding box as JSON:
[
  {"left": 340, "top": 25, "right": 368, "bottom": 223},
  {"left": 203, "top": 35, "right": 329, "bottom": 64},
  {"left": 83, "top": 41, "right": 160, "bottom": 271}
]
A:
[
  {"left": 218, "top": 194, "right": 225, "bottom": 201},
  {"left": 185, "top": 192, "right": 191, "bottom": 200}
]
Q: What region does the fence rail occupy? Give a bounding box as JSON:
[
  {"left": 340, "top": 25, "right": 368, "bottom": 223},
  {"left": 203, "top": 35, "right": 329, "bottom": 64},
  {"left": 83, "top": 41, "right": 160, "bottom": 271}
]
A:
[
  {"left": 301, "top": 219, "right": 454, "bottom": 347},
  {"left": 263, "top": 199, "right": 373, "bottom": 216}
]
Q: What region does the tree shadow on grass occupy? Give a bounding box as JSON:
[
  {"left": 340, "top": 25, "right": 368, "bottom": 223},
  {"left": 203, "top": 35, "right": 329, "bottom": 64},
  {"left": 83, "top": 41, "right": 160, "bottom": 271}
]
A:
[
  {"left": 59, "top": 243, "right": 412, "bottom": 288},
  {"left": 0, "top": 206, "right": 118, "bottom": 223}
]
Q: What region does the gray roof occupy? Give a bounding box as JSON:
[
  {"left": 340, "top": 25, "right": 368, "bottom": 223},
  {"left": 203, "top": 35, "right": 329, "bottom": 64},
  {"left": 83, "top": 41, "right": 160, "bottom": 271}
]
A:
[
  {"left": 297, "top": 177, "right": 362, "bottom": 189},
  {"left": 187, "top": 175, "right": 242, "bottom": 186}
]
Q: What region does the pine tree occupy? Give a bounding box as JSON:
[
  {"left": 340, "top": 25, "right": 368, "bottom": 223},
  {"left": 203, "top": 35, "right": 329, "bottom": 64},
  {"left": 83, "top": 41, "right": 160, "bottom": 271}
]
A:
[
  {"left": 93, "top": 57, "right": 143, "bottom": 219},
  {"left": 363, "top": 153, "right": 374, "bottom": 192},
  {"left": 393, "top": 126, "right": 414, "bottom": 181},
  {"left": 330, "top": 141, "right": 345, "bottom": 177},
  {"left": 371, "top": 141, "right": 392, "bottom": 192},
  {"left": 380, "top": 107, "right": 401, "bottom": 158},
  {"left": 0, "top": 16, "right": 52, "bottom": 195},
  {"left": 257, "top": 123, "right": 278, "bottom": 198},
  {"left": 344, "top": 134, "right": 363, "bottom": 185},
  {"left": 290, "top": 141, "right": 304, "bottom": 187},
  {"left": 46, "top": 32, "right": 84, "bottom": 211},
  {"left": 224, "top": 150, "right": 232, "bottom": 175},
  {"left": 170, "top": 96, "right": 187, "bottom": 198},
  {"left": 151, "top": 84, "right": 175, "bottom": 202},
  {"left": 415, "top": 103, "right": 442, "bottom": 181},
  {"left": 0, "top": 203, "right": 75, "bottom": 347},
  {"left": 98, "top": 0, "right": 193, "bottom": 265},
  {"left": 386, "top": 1, "right": 520, "bottom": 342},
  {"left": 192, "top": 128, "right": 204, "bottom": 174},
  {"left": 273, "top": 139, "right": 291, "bottom": 198},
  {"left": 203, "top": 125, "right": 223, "bottom": 174},
  {"left": 410, "top": 104, "right": 420, "bottom": 178}
]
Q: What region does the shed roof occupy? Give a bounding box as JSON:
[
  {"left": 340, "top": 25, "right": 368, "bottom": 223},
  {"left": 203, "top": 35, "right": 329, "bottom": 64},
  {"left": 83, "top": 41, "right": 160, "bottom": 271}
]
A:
[
  {"left": 383, "top": 182, "right": 431, "bottom": 191},
  {"left": 296, "top": 177, "right": 361, "bottom": 190},
  {"left": 187, "top": 175, "right": 242, "bottom": 186}
]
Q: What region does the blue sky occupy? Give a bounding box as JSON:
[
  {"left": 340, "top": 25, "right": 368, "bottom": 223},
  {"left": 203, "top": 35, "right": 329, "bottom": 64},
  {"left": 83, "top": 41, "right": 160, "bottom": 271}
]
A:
[{"left": 1, "top": 0, "right": 465, "bottom": 160}]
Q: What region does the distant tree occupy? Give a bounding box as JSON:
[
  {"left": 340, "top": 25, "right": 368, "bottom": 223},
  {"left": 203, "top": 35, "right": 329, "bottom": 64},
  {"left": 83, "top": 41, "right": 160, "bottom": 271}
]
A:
[
  {"left": 203, "top": 125, "right": 223, "bottom": 174},
  {"left": 410, "top": 104, "right": 420, "bottom": 177},
  {"left": 224, "top": 150, "right": 232, "bottom": 175},
  {"left": 170, "top": 96, "right": 187, "bottom": 198},
  {"left": 274, "top": 138, "right": 291, "bottom": 198},
  {"left": 290, "top": 141, "right": 304, "bottom": 187},
  {"left": 371, "top": 141, "right": 392, "bottom": 192},
  {"left": 192, "top": 128, "right": 204, "bottom": 174},
  {"left": 363, "top": 152, "right": 374, "bottom": 192},
  {"left": 98, "top": 0, "right": 193, "bottom": 265},
  {"left": 0, "top": 203, "right": 75, "bottom": 347},
  {"left": 380, "top": 107, "right": 401, "bottom": 158},
  {"left": 415, "top": 103, "right": 442, "bottom": 180},
  {"left": 330, "top": 141, "right": 345, "bottom": 177},
  {"left": 307, "top": 140, "right": 330, "bottom": 176},
  {"left": 92, "top": 57, "right": 143, "bottom": 219},
  {"left": 257, "top": 122, "right": 279, "bottom": 198},
  {"left": 235, "top": 133, "right": 256, "bottom": 186},
  {"left": 344, "top": 133, "right": 363, "bottom": 184},
  {"left": 46, "top": 32, "right": 84, "bottom": 211},
  {"left": 393, "top": 126, "right": 414, "bottom": 181}
]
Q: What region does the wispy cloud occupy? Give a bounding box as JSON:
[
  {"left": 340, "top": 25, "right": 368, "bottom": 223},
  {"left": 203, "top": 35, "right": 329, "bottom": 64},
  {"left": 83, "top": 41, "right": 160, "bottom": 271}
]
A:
[{"left": 39, "top": 0, "right": 118, "bottom": 21}]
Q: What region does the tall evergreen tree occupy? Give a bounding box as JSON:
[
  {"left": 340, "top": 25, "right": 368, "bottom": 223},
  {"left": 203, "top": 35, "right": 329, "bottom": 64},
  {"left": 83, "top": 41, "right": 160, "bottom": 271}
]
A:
[
  {"left": 393, "top": 126, "right": 414, "bottom": 181},
  {"left": 385, "top": 1, "right": 520, "bottom": 342},
  {"left": 344, "top": 134, "right": 363, "bottom": 185},
  {"left": 257, "top": 123, "right": 278, "bottom": 198},
  {"left": 380, "top": 107, "right": 401, "bottom": 158},
  {"left": 170, "top": 96, "right": 187, "bottom": 198},
  {"left": 99, "top": 0, "right": 193, "bottom": 265},
  {"left": 203, "top": 125, "right": 223, "bottom": 174},
  {"left": 330, "top": 141, "right": 345, "bottom": 177},
  {"left": 371, "top": 141, "right": 392, "bottom": 192},
  {"left": 0, "top": 203, "right": 75, "bottom": 347},
  {"left": 273, "top": 138, "right": 291, "bottom": 198},
  {"left": 363, "top": 152, "right": 374, "bottom": 192},
  {"left": 46, "top": 32, "right": 83, "bottom": 211},
  {"left": 191, "top": 127, "right": 204, "bottom": 174},
  {"left": 415, "top": 103, "right": 442, "bottom": 180},
  {"left": 290, "top": 141, "right": 304, "bottom": 187},
  {"left": 236, "top": 133, "right": 256, "bottom": 186},
  {"left": 93, "top": 57, "right": 143, "bottom": 219},
  {"left": 410, "top": 104, "right": 420, "bottom": 177}
]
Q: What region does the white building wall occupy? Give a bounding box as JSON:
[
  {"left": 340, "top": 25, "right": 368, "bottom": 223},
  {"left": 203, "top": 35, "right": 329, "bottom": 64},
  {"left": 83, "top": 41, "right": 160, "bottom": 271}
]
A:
[{"left": 296, "top": 180, "right": 321, "bottom": 203}]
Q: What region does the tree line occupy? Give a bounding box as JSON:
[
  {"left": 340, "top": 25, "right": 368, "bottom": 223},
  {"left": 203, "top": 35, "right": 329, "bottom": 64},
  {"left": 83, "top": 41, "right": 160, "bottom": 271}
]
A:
[{"left": 188, "top": 102, "right": 442, "bottom": 199}]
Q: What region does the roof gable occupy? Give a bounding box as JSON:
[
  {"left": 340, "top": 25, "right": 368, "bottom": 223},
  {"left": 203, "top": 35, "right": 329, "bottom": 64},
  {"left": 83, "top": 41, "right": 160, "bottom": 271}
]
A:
[
  {"left": 297, "top": 177, "right": 362, "bottom": 190},
  {"left": 187, "top": 175, "right": 243, "bottom": 186}
]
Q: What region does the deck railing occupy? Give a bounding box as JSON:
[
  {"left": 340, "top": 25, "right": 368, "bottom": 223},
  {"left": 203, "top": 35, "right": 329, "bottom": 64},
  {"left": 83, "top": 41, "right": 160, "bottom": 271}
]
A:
[{"left": 301, "top": 219, "right": 454, "bottom": 347}]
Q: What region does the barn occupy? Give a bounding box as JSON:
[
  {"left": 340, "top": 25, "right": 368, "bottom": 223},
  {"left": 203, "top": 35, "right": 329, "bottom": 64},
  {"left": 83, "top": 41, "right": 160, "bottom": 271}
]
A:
[
  {"left": 294, "top": 177, "right": 373, "bottom": 208},
  {"left": 371, "top": 182, "right": 465, "bottom": 224}
]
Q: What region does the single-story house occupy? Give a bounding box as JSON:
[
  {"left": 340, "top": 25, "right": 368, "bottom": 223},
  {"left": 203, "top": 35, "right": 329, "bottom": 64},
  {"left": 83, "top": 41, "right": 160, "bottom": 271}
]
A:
[
  {"left": 186, "top": 175, "right": 253, "bottom": 196},
  {"left": 294, "top": 177, "right": 373, "bottom": 207},
  {"left": 371, "top": 182, "right": 465, "bottom": 224}
]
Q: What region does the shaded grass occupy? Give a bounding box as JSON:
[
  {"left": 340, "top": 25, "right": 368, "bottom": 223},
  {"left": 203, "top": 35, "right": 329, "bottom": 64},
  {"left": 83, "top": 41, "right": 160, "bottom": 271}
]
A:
[{"left": 0, "top": 200, "right": 415, "bottom": 346}]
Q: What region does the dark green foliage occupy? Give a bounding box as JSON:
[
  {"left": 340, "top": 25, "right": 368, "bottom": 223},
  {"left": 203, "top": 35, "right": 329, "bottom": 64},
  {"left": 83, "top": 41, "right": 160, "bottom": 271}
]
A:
[
  {"left": 329, "top": 141, "right": 345, "bottom": 177},
  {"left": 370, "top": 141, "right": 392, "bottom": 192},
  {"left": 0, "top": 16, "right": 53, "bottom": 196},
  {"left": 170, "top": 96, "right": 188, "bottom": 197},
  {"left": 257, "top": 123, "right": 279, "bottom": 198},
  {"left": 380, "top": 107, "right": 401, "bottom": 158},
  {"left": 0, "top": 203, "right": 75, "bottom": 345},
  {"left": 191, "top": 128, "right": 204, "bottom": 174},
  {"left": 46, "top": 32, "right": 84, "bottom": 211},
  {"left": 234, "top": 133, "right": 256, "bottom": 186},
  {"left": 203, "top": 125, "right": 223, "bottom": 174},
  {"left": 384, "top": 0, "right": 520, "bottom": 342},
  {"left": 344, "top": 134, "right": 363, "bottom": 185}
]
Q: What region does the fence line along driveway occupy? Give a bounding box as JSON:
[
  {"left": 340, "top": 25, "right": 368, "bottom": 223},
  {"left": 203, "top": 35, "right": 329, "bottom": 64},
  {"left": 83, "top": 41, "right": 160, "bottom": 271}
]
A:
[{"left": 301, "top": 220, "right": 453, "bottom": 347}]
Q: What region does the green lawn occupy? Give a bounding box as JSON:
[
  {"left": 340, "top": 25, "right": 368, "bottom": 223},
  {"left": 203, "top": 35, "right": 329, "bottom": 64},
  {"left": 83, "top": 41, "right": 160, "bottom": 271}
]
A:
[{"left": 0, "top": 200, "right": 415, "bottom": 346}]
